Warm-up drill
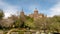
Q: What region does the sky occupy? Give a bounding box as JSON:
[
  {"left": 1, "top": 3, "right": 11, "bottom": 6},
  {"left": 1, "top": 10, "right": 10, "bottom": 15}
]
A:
[{"left": 0, "top": 0, "right": 60, "bottom": 18}]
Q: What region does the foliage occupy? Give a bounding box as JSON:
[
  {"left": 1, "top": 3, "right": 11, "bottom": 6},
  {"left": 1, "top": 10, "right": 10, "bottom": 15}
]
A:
[
  {"left": 13, "top": 19, "right": 22, "bottom": 28},
  {"left": 34, "top": 18, "right": 48, "bottom": 30},
  {"left": 0, "top": 9, "right": 60, "bottom": 32},
  {"left": 0, "top": 9, "right": 4, "bottom": 20},
  {"left": 49, "top": 16, "right": 60, "bottom": 32},
  {"left": 25, "top": 18, "right": 35, "bottom": 28},
  {"left": 34, "top": 16, "right": 60, "bottom": 32}
]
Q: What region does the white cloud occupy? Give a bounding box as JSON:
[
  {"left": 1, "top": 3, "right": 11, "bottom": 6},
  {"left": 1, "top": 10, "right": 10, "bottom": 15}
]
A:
[
  {"left": 0, "top": 0, "right": 18, "bottom": 18},
  {"left": 47, "top": 2, "right": 60, "bottom": 17},
  {"left": 0, "top": 0, "right": 60, "bottom": 18},
  {"left": 4, "top": 6, "right": 18, "bottom": 17}
]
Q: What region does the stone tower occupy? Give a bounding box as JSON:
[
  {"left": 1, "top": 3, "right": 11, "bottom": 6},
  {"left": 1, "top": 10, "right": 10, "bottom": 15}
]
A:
[
  {"left": 34, "top": 8, "right": 38, "bottom": 15},
  {"left": 20, "top": 9, "right": 26, "bottom": 22},
  {"left": 20, "top": 9, "right": 24, "bottom": 17},
  {"left": 34, "top": 8, "right": 38, "bottom": 20}
]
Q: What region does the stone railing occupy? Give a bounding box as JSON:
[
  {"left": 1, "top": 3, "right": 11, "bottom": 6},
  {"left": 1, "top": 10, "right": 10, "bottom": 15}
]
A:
[{"left": 3, "top": 29, "right": 60, "bottom": 34}]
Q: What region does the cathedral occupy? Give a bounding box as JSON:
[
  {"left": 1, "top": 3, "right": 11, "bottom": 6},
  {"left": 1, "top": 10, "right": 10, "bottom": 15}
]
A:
[{"left": 20, "top": 8, "right": 47, "bottom": 20}]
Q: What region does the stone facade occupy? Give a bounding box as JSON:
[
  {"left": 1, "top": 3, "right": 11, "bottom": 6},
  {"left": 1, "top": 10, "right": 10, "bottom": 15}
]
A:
[
  {"left": 29, "top": 8, "right": 47, "bottom": 20},
  {"left": 20, "top": 9, "right": 26, "bottom": 22},
  {"left": 20, "top": 8, "right": 47, "bottom": 20}
]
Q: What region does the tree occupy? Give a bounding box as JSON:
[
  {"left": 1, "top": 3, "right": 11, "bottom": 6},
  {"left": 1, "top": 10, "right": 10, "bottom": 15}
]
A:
[
  {"left": 50, "top": 16, "right": 60, "bottom": 32},
  {"left": 34, "top": 17, "right": 53, "bottom": 32},
  {"left": 24, "top": 16, "right": 35, "bottom": 29},
  {"left": 0, "top": 9, "right": 4, "bottom": 29},
  {"left": 34, "top": 18, "right": 46, "bottom": 30},
  {"left": 25, "top": 18, "right": 35, "bottom": 29},
  {"left": 0, "top": 9, "right": 4, "bottom": 20},
  {"left": 13, "top": 19, "right": 22, "bottom": 28}
]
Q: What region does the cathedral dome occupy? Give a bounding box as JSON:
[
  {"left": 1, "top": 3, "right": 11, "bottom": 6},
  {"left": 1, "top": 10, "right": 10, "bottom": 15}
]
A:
[{"left": 34, "top": 8, "right": 38, "bottom": 11}]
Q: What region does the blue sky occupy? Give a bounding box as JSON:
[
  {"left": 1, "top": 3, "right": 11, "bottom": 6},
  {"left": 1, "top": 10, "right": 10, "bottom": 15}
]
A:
[{"left": 0, "top": 0, "right": 60, "bottom": 18}]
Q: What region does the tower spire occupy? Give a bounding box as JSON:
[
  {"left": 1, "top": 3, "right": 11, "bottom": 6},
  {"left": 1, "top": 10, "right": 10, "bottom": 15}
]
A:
[
  {"left": 35, "top": 8, "right": 37, "bottom": 9},
  {"left": 34, "top": 8, "right": 38, "bottom": 14},
  {"left": 20, "top": 8, "right": 24, "bottom": 16},
  {"left": 34, "top": 8, "right": 38, "bottom": 11},
  {"left": 21, "top": 8, "right": 23, "bottom": 12}
]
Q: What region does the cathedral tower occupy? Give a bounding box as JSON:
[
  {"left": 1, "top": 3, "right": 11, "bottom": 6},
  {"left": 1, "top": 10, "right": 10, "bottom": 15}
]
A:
[
  {"left": 20, "top": 9, "right": 26, "bottom": 22},
  {"left": 20, "top": 9, "right": 24, "bottom": 17},
  {"left": 34, "top": 8, "right": 38, "bottom": 15},
  {"left": 34, "top": 8, "right": 38, "bottom": 20}
]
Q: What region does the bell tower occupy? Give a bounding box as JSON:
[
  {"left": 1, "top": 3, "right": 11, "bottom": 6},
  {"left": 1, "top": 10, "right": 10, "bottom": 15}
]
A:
[
  {"left": 20, "top": 9, "right": 24, "bottom": 17},
  {"left": 20, "top": 9, "right": 26, "bottom": 22},
  {"left": 34, "top": 8, "right": 38, "bottom": 20},
  {"left": 34, "top": 8, "right": 38, "bottom": 15}
]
